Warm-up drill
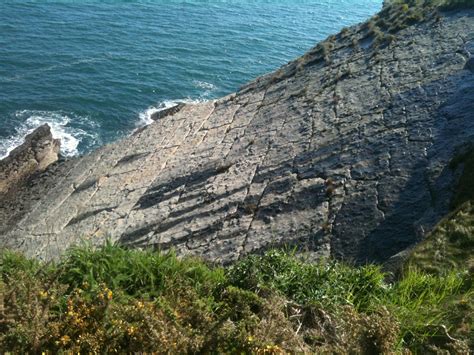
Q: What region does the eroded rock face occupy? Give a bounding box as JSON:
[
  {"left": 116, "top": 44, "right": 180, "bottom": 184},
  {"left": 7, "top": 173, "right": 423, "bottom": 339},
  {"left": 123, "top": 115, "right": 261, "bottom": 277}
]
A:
[
  {"left": 0, "top": 10, "right": 473, "bottom": 263},
  {"left": 0, "top": 124, "right": 60, "bottom": 194}
]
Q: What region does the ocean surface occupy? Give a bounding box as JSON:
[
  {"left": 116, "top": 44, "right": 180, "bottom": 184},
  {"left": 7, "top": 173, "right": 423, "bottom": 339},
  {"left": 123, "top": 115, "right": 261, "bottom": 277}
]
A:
[{"left": 0, "top": 1, "right": 382, "bottom": 158}]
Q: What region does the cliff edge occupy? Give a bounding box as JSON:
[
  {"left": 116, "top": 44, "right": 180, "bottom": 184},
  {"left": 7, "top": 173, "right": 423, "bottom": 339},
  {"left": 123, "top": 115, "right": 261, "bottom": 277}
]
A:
[
  {"left": 0, "top": 124, "right": 60, "bottom": 195},
  {"left": 1, "top": 4, "right": 473, "bottom": 263}
]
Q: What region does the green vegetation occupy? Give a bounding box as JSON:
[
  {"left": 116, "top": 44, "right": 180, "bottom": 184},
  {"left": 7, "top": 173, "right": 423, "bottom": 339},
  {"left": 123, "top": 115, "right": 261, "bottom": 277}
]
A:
[
  {"left": 1, "top": 146, "right": 473, "bottom": 352},
  {"left": 364, "top": 2, "right": 432, "bottom": 47},
  {"left": 450, "top": 146, "right": 474, "bottom": 209},
  {"left": 1, "top": 235, "right": 472, "bottom": 353},
  {"left": 404, "top": 201, "right": 474, "bottom": 349},
  {"left": 266, "top": 0, "right": 472, "bottom": 86},
  {"left": 365, "top": 0, "right": 473, "bottom": 48},
  {"left": 407, "top": 202, "right": 473, "bottom": 275},
  {"left": 389, "top": 0, "right": 474, "bottom": 10},
  {"left": 402, "top": 148, "right": 474, "bottom": 282}
]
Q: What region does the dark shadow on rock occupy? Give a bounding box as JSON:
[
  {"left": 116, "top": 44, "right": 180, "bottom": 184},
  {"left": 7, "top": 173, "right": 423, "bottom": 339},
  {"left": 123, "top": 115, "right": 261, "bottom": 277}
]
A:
[
  {"left": 356, "top": 70, "right": 474, "bottom": 263},
  {"left": 120, "top": 67, "right": 473, "bottom": 264}
]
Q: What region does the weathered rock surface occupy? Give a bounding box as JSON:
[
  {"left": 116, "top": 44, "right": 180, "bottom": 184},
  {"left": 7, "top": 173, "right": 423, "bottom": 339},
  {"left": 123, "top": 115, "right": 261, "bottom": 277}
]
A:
[
  {"left": 0, "top": 9, "right": 473, "bottom": 263},
  {"left": 0, "top": 124, "right": 60, "bottom": 194}
]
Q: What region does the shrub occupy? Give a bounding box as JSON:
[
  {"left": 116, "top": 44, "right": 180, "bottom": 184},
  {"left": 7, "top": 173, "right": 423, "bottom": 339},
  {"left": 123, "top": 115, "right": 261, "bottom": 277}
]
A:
[
  {"left": 226, "top": 250, "right": 387, "bottom": 311},
  {"left": 57, "top": 241, "right": 225, "bottom": 298},
  {"left": 0, "top": 241, "right": 471, "bottom": 352}
]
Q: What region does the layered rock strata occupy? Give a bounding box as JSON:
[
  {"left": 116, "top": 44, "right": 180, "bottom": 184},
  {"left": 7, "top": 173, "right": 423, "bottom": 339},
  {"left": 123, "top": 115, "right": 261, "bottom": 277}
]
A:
[
  {"left": 1, "top": 9, "right": 473, "bottom": 263},
  {"left": 0, "top": 124, "right": 60, "bottom": 194}
]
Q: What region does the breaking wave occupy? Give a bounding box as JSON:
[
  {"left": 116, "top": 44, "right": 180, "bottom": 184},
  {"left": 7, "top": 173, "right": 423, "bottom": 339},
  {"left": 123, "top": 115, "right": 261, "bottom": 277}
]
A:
[
  {"left": 0, "top": 110, "right": 100, "bottom": 159},
  {"left": 137, "top": 99, "right": 204, "bottom": 127}
]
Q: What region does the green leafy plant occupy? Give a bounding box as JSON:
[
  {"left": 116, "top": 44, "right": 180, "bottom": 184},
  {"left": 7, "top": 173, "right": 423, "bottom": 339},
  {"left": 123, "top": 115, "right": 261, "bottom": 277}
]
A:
[{"left": 0, "top": 217, "right": 472, "bottom": 353}]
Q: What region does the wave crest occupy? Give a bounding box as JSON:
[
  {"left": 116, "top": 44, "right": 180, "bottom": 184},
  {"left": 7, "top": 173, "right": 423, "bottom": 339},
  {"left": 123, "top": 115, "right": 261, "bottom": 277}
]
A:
[
  {"left": 137, "top": 99, "right": 204, "bottom": 127},
  {"left": 0, "top": 110, "right": 99, "bottom": 159}
]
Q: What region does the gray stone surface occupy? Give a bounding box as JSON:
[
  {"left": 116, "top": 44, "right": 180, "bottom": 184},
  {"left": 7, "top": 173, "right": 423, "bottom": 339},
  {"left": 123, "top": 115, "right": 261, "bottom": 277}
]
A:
[
  {"left": 1, "top": 9, "right": 473, "bottom": 263},
  {"left": 0, "top": 124, "right": 60, "bottom": 194}
]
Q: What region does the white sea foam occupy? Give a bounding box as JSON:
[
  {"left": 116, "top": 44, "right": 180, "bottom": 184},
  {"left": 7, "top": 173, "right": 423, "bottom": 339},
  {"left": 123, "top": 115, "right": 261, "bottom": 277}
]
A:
[
  {"left": 193, "top": 80, "right": 216, "bottom": 91},
  {"left": 193, "top": 80, "right": 217, "bottom": 99},
  {"left": 0, "top": 110, "right": 97, "bottom": 159},
  {"left": 137, "top": 98, "right": 203, "bottom": 127}
]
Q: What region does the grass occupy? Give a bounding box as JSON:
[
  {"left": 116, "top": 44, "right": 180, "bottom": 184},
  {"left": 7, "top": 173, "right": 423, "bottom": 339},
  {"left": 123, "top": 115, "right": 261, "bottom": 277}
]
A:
[
  {"left": 252, "top": 0, "right": 471, "bottom": 89},
  {"left": 363, "top": 0, "right": 473, "bottom": 50},
  {"left": 401, "top": 147, "right": 474, "bottom": 350},
  {"left": 389, "top": 0, "right": 474, "bottom": 10},
  {"left": 0, "top": 1, "right": 471, "bottom": 352},
  {"left": 406, "top": 201, "right": 474, "bottom": 274},
  {"left": 401, "top": 202, "right": 474, "bottom": 351},
  {"left": 450, "top": 146, "right": 474, "bottom": 209},
  {"left": 1, "top": 236, "right": 472, "bottom": 353},
  {"left": 257, "top": 0, "right": 471, "bottom": 88}
]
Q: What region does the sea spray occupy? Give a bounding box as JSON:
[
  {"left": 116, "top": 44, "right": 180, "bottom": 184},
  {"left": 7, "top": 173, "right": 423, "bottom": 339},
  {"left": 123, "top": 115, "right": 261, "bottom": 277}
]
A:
[
  {"left": 0, "top": 111, "right": 99, "bottom": 159},
  {"left": 137, "top": 99, "right": 205, "bottom": 127}
]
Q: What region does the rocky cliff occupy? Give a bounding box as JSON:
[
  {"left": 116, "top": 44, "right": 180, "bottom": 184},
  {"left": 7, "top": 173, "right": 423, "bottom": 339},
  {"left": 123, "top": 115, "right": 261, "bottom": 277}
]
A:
[
  {"left": 1, "top": 5, "right": 473, "bottom": 263},
  {"left": 0, "top": 124, "right": 60, "bottom": 194}
]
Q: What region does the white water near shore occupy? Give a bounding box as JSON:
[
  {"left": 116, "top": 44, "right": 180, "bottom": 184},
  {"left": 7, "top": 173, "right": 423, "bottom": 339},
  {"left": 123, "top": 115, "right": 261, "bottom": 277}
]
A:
[
  {"left": 0, "top": 2, "right": 381, "bottom": 160},
  {"left": 0, "top": 110, "right": 97, "bottom": 159},
  {"left": 0, "top": 100, "right": 204, "bottom": 160},
  {"left": 137, "top": 99, "right": 205, "bottom": 127}
]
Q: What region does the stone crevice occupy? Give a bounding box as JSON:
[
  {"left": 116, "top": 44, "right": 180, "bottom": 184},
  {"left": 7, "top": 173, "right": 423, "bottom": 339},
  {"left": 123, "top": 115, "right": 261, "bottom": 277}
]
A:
[{"left": 1, "top": 9, "right": 473, "bottom": 263}]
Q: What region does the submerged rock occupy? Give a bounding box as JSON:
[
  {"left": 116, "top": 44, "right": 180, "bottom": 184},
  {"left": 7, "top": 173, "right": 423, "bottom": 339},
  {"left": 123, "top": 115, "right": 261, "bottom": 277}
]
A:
[{"left": 0, "top": 8, "right": 473, "bottom": 263}]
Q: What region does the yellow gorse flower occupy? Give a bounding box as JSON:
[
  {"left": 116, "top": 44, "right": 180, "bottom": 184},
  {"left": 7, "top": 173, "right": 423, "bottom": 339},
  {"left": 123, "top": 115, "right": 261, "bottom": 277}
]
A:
[
  {"left": 127, "top": 326, "right": 136, "bottom": 335},
  {"left": 59, "top": 335, "right": 71, "bottom": 345}
]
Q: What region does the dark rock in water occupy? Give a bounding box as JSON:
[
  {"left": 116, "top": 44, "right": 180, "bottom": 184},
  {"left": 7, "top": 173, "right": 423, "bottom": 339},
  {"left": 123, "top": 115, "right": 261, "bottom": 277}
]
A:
[
  {"left": 0, "top": 8, "right": 473, "bottom": 264},
  {"left": 150, "top": 103, "right": 185, "bottom": 121},
  {"left": 466, "top": 57, "right": 474, "bottom": 72},
  {"left": 464, "top": 39, "right": 474, "bottom": 72},
  {"left": 0, "top": 124, "right": 60, "bottom": 194}
]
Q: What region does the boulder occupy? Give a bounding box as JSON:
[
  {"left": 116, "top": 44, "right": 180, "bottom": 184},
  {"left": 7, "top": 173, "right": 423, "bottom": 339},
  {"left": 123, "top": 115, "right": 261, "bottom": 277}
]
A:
[{"left": 0, "top": 124, "right": 60, "bottom": 194}]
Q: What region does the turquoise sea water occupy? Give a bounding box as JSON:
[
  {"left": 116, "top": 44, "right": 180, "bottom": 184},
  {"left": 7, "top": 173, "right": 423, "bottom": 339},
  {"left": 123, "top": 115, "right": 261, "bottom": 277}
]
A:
[{"left": 0, "top": 1, "right": 382, "bottom": 157}]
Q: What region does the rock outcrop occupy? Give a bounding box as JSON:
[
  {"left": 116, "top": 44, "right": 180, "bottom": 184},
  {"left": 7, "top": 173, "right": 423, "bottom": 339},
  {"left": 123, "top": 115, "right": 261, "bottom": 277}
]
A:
[
  {"left": 0, "top": 7, "right": 473, "bottom": 263},
  {"left": 0, "top": 124, "right": 60, "bottom": 194}
]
